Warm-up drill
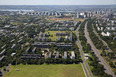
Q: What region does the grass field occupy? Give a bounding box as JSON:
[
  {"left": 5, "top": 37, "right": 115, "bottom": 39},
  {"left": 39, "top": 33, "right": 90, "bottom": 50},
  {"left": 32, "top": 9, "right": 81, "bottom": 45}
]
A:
[
  {"left": 46, "top": 31, "right": 74, "bottom": 41},
  {"left": 4, "top": 64, "right": 85, "bottom": 77},
  {"left": 46, "top": 31, "right": 63, "bottom": 41}
]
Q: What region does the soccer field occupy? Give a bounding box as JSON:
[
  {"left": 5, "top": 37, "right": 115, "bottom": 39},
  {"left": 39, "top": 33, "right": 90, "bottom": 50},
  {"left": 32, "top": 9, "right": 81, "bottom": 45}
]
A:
[{"left": 4, "top": 64, "right": 85, "bottom": 77}]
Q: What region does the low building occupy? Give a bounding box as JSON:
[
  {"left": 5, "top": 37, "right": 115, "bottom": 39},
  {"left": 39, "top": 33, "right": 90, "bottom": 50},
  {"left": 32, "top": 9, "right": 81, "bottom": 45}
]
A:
[
  {"left": 55, "top": 51, "right": 59, "bottom": 58},
  {"left": 69, "top": 27, "right": 74, "bottom": 31},
  {"left": 111, "top": 27, "right": 115, "bottom": 30},
  {"left": 101, "top": 32, "right": 106, "bottom": 36},
  {"left": 18, "top": 39, "right": 22, "bottom": 43},
  {"left": 101, "top": 32, "right": 111, "bottom": 36},
  {"left": 42, "top": 37, "right": 48, "bottom": 42},
  {"left": 11, "top": 44, "right": 16, "bottom": 49},
  {"left": 21, "top": 54, "right": 41, "bottom": 59},
  {"left": 65, "top": 36, "right": 68, "bottom": 40},
  {"left": 113, "top": 37, "right": 116, "bottom": 40},
  {"left": 59, "top": 27, "right": 67, "bottom": 31},
  {"left": 36, "top": 32, "right": 48, "bottom": 42},
  {"left": 113, "top": 32, "right": 116, "bottom": 35},
  {"left": 39, "top": 32, "right": 46, "bottom": 37},
  {"left": 71, "top": 51, "right": 75, "bottom": 59},
  {"left": 64, "top": 51, "right": 67, "bottom": 59},
  {"left": 51, "top": 27, "right": 59, "bottom": 30},
  {"left": 43, "top": 33, "right": 46, "bottom": 37},
  {"left": 0, "top": 56, "right": 5, "bottom": 61},
  {"left": 10, "top": 39, "right": 15, "bottom": 43},
  {"left": 4, "top": 25, "right": 11, "bottom": 28},
  {"left": 25, "top": 47, "right": 30, "bottom": 53},
  {"left": 38, "top": 37, "right": 48, "bottom": 42},
  {"left": 44, "top": 53, "right": 48, "bottom": 59},
  {"left": 33, "top": 42, "right": 56, "bottom": 48},
  {"left": 57, "top": 43, "right": 72, "bottom": 49},
  {"left": 11, "top": 53, "right": 16, "bottom": 56},
  {"left": 32, "top": 47, "right": 36, "bottom": 53},
  {"left": 1, "top": 45, "right": 6, "bottom": 49},
  {"left": 69, "top": 34, "right": 72, "bottom": 41},
  {"left": 96, "top": 24, "right": 98, "bottom": 27},
  {"left": 84, "top": 54, "right": 90, "bottom": 57},
  {"left": 48, "top": 52, "right": 52, "bottom": 58},
  {"left": 101, "top": 27, "right": 103, "bottom": 31},
  {"left": 57, "top": 36, "right": 61, "bottom": 41},
  {"left": 34, "top": 42, "right": 72, "bottom": 49},
  {"left": 0, "top": 49, "right": 6, "bottom": 55},
  {"left": 97, "top": 27, "right": 100, "bottom": 31}
]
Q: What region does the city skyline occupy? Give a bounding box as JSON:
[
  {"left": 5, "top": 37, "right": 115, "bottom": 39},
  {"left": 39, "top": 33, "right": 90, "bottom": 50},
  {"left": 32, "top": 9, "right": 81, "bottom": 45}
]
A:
[
  {"left": 0, "top": 0, "right": 116, "bottom": 77},
  {"left": 0, "top": 0, "right": 116, "bottom": 5}
]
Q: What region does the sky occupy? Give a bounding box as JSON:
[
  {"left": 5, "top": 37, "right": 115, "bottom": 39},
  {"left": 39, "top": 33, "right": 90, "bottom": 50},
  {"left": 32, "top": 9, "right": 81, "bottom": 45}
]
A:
[{"left": 0, "top": 0, "right": 116, "bottom": 5}]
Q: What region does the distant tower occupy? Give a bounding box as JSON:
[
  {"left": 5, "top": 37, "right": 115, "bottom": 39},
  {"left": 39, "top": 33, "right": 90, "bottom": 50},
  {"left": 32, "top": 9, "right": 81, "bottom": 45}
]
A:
[
  {"left": 52, "top": 12, "right": 54, "bottom": 16},
  {"left": 55, "top": 12, "right": 58, "bottom": 16},
  {"left": 59, "top": 13, "right": 62, "bottom": 16},
  {"left": 19, "top": 10, "right": 21, "bottom": 14},
  {"left": 48, "top": 12, "right": 50, "bottom": 16},
  {"left": 84, "top": 15, "right": 86, "bottom": 18},
  {"left": 76, "top": 12, "right": 79, "bottom": 18}
]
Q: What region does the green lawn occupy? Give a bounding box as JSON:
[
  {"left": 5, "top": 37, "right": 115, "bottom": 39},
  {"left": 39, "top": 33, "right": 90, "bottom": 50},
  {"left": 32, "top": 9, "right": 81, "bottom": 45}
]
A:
[
  {"left": 46, "top": 31, "right": 74, "bottom": 41},
  {"left": 4, "top": 64, "right": 85, "bottom": 77},
  {"left": 46, "top": 31, "right": 62, "bottom": 41}
]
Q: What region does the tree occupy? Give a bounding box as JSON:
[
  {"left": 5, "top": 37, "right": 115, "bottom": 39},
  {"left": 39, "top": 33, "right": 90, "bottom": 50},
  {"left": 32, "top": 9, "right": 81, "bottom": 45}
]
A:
[
  {"left": 88, "top": 57, "right": 93, "bottom": 61},
  {"left": 107, "top": 52, "right": 115, "bottom": 59},
  {"left": 0, "top": 70, "right": 2, "bottom": 76},
  {"left": 100, "top": 51, "right": 106, "bottom": 56},
  {"left": 115, "top": 72, "right": 116, "bottom": 75},
  {"left": 109, "top": 61, "right": 115, "bottom": 68},
  {"left": 4, "top": 68, "right": 6, "bottom": 71}
]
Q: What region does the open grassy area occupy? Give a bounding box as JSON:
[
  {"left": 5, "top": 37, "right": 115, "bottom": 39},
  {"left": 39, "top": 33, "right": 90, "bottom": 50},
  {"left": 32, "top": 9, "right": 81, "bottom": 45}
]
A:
[
  {"left": 46, "top": 31, "right": 63, "bottom": 41},
  {"left": 4, "top": 64, "right": 85, "bottom": 77},
  {"left": 46, "top": 31, "right": 74, "bottom": 41}
]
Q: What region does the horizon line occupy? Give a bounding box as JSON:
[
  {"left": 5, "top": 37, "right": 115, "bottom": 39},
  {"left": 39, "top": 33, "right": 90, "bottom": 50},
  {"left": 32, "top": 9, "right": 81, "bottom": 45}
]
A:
[{"left": 0, "top": 4, "right": 116, "bottom": 6}]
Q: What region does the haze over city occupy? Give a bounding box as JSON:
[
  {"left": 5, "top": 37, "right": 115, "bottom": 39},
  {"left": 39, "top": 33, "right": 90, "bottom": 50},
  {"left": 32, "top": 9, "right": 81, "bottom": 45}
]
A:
[
  {"left": 0, "top": 0, "right": 116, "bottom": 77},
  {"left": 0, "top": 0, "right": 116, "bottom": 5}
]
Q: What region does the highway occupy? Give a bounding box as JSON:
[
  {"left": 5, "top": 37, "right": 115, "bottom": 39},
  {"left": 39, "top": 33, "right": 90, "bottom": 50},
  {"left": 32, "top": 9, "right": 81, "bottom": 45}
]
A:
[
  {"left": 84, "top": 22, "right": 115, "bottom": 77},
  {"left": 75, "top": 23, "right": 93, "bottom": 77},
  {"left": 92, "top": 24, "right": 113, "bottom": 53}
]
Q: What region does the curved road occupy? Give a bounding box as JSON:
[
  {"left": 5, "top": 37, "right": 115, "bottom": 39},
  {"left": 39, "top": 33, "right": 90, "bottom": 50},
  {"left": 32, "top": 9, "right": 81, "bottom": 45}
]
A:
[{"left": 84, "top": 22, "right": 115, "bottom": 77}]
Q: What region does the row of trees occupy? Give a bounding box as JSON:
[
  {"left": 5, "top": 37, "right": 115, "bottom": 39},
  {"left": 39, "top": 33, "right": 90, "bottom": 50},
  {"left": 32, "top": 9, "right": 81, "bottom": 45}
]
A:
[
  {"left": 89, "top": 52, "right": 113, "bottom": 77},
  {"left": 87, "top": 19, "right": 116, "bottom": 76},
  {"left": 79, "top": 20, "right": 91, "bottom": 53},
  {"left": 11, "top": 58, "right": 82, "bottom": 65},
  {"left": 79, "top": 19, "right": 113, "bottom": 77},
  {"left": 87, "top": 19, "right": 104, "bottom": 50}
]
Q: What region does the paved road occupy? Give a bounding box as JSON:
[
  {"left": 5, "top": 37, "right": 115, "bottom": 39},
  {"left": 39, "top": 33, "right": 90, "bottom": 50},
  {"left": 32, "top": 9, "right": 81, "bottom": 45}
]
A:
[
  {"left": 84, "top": 22, "right": 115, "bottom": 77},
  {"left": 75, "top": 23, "right": 93, "bottom": 77},
  {"left": 92, "top": 24, "right": 113, "bottom": 53}
]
